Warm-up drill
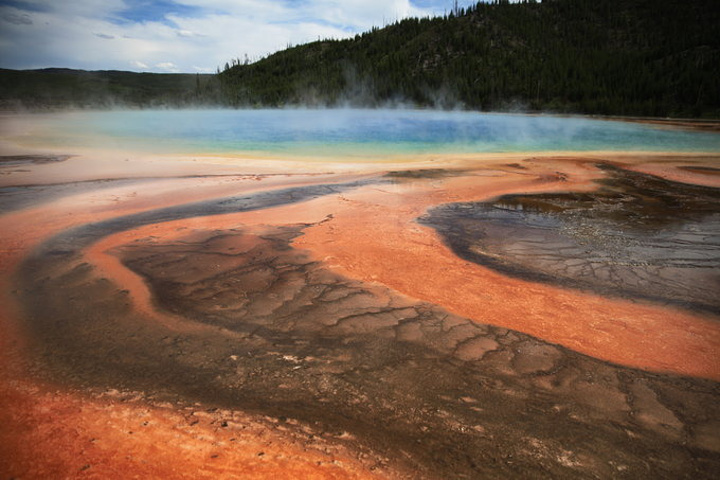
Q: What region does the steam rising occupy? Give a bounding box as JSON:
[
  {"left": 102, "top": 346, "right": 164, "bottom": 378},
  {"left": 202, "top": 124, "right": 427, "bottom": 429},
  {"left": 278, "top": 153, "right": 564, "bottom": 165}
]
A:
[{"left": 16, "top": 109, "right": 720, "bottom": 158}]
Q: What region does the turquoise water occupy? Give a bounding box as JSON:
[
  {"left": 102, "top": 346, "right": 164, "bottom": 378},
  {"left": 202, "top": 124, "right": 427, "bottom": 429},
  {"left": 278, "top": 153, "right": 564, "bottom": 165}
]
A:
[{"left": 28, "top": 109, "right": 720, "bottom": 157}]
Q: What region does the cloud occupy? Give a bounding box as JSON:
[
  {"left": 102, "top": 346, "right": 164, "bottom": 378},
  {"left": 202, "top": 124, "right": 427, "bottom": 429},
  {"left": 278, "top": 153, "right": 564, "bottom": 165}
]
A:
[
  {"left": 176, "top": 28, "right": 206, "bottom": 38},
  {"left": 155, "top": 61, "right": 180, "bottom": 72},
  {"left": 0, "top": 1, "right": 478, "bottom": 72},
  {"left": 1, "top": 11, "right": 33, "bottom": 25}
]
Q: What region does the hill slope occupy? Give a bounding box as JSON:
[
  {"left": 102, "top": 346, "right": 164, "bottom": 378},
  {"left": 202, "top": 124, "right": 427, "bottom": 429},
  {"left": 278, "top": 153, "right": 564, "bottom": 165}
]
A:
[
  {"left": 2, "top": 0, "right": 717, "bottom": 116},
  {"left": 0, "top": 69, "right": 222, "bottom": 110},
  {"left": 220, "top": 0, "right": 720, "bottom": 117}
]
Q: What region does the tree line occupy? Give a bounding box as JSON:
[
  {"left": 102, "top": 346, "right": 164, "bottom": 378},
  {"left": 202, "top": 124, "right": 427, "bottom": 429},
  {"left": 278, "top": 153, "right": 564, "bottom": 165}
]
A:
[
  {"left": 0, "top": 69, "right": 223, "bottom": 110},
  {"left": 219, "top": 0, "right": 720, "bottom": 117},
  {"left": 1, "top": 0, "right": 717, "bottom": 117}
]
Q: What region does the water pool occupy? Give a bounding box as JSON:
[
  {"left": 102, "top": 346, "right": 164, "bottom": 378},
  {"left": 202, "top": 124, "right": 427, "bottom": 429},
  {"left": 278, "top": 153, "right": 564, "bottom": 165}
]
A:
[{"left": 19, "top": 109, "right": 720, "bottom": 158}]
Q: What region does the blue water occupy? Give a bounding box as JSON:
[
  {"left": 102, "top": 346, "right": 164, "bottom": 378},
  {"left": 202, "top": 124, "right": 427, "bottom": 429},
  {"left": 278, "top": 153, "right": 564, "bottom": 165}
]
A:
[{"left": 31, "top": 109, "right": 720, "bottom": 157}]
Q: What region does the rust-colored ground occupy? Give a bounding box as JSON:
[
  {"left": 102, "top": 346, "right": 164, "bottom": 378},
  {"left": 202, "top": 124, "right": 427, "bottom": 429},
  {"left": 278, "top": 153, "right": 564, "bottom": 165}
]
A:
[
  {"left": 1, "top": 148, "right": 719, "bottom": 478},
  {"left": 294, "top": 159, "right": 720, "bottom": 380},
  {"left": 0, "top": 171, "right": 391, "bottom": 479}
]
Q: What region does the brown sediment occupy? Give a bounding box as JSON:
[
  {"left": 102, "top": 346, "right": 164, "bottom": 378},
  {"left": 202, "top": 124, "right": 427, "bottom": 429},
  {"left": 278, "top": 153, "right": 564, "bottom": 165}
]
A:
[
  {"left": 294, "top": 158, "right": 720, "bottom": 380},
  {"left": 679, "top": 165, "right": 720, "bottom": 175},
  {"left": 624, "top": 161, "right": 720, "bottom": 188},
  {"left": 424, "top": 163, "right": 720, "bottom": 314},
  {"left": 74, "top": 200, "right": 720, "bottom": 478},
  {"left": 2, "top": 150, "right": 720, "bottom": 478},
  {"left": 0, "top": 154, "right": 73, "bottom": 165},
  {"left": 0, "top": 172, "right": 393, "bottom": 480}
]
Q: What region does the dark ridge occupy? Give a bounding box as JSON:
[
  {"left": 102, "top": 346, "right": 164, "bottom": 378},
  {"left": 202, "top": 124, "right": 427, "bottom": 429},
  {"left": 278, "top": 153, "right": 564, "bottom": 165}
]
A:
[
  {"left": 23, "top": 178, "right": 379, "bottom": 262},
  {"left": 679, "top": 165, "right": 720, "bottom": 174},
  {"left": 0, "top": 173, "right": 329, "bottom": 213},
  {"left": 384, "top": 168, "right": 463, "bottom": 179},
  {"left": 0, "top": 155, "right": 73, "bottom": 165}
]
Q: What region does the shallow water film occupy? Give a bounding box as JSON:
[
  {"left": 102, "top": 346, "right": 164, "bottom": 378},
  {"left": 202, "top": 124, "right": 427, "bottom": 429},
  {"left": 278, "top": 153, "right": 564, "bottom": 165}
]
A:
[
  {"left": 422, "top": 164, "right": 720, "bottom": 314},
  {"left": 1, "top": 112, "right": 720, "bottom": 479}
]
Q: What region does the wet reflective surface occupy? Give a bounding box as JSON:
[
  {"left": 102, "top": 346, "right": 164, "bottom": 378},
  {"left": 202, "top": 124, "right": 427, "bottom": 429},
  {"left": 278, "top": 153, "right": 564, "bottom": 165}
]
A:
[
  {"left": 22, "top": 110, "right": 720, "bottom": 155},
  {"left": 3, "top": 137, "right": 720, "bottom": 479},
  {"left": 422, "top": 164, "right": 720, "bottom": 314},
  {"left": 14, "top": 173, "right": 720, "bottom": 479}
]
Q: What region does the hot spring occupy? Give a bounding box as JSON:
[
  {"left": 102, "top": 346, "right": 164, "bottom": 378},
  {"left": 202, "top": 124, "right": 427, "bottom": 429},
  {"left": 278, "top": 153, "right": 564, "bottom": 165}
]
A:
[
  {"left": 3, "top": 107, "right": 720, "bottom": 480},
  {"left": 15, "top": 109, "right": 720, "bottom": 158}
]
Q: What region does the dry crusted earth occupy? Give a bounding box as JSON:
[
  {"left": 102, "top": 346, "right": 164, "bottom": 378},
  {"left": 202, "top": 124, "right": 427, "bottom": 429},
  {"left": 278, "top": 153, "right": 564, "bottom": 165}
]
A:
[{"left": 1, "top": 155, "right": 720, "bottom": 479}]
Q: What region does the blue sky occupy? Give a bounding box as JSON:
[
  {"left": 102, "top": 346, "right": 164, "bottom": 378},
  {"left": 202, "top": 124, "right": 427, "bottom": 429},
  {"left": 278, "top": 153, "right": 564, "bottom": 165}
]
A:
[{"left": 0, "top": 0, "right": 480, "bottom": 73}]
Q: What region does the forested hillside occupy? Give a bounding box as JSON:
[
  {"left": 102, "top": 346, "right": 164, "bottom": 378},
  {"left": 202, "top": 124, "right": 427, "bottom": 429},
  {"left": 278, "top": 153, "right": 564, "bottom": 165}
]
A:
[
  {"left": 0, "top": 69, "right": 222, "bottom": 110},
  {"left": 220, "top": 0, "right": 720, "bottom": 117},
  {"left": 1, "top": 0, "right": 717, "bottom": 116}
]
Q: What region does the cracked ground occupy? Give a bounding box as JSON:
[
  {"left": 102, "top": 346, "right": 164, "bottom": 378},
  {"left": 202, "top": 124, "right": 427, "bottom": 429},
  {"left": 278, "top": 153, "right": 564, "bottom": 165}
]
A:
[{"left": 2, "top": 154, "right": 719, "bottom": 479}]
